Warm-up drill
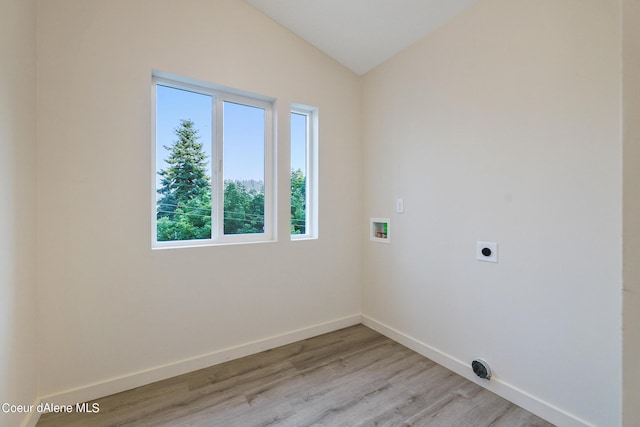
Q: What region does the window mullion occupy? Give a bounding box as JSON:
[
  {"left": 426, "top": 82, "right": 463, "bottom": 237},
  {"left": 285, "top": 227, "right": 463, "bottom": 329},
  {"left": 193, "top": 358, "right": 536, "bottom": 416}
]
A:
[
  {"left": 263, "top": 107, "right": 273, "bottom": 240},
  {"left": 216, "top": 96, "right": 225, "bottom": 240},
  {"left": 305, "top": 112, "right": 312, "bottom": 235},
  {"left": 209, "top": 94, "right": 217, "bottom": 241}
]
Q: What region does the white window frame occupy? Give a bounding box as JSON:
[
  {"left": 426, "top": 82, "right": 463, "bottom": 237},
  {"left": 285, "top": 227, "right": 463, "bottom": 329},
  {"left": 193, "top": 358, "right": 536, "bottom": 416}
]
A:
[
  {"left": 290, "top": 104, "right": 318, "bottom": 240},
  {"left": 151, "top": 72, "right": 275, "bottom": 249}
]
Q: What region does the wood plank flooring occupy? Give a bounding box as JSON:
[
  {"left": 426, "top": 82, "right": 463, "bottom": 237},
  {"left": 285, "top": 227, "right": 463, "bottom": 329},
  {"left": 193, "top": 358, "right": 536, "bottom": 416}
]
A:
[{"left": 37, "top": 325, "right": 554, "bottom": 427}]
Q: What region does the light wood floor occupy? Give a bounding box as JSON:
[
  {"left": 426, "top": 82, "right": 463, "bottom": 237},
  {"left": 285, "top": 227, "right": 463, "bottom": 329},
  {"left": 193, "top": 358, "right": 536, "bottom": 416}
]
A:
[{"left": 37, "top": 325, "right": 554, "bottom": 427}]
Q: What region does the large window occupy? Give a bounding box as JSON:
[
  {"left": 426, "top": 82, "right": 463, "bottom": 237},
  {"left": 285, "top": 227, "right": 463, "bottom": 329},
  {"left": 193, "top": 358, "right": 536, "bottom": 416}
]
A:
[
  {"left": 153, "top": 74, "right": 274, "bottom": 247},
  {"left": 290, "top": 105, "right": 318, "bottom": 239}
]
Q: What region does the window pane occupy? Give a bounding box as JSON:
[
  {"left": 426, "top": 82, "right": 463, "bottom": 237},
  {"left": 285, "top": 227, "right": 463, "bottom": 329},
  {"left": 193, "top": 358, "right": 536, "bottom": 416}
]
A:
[
  {"left": 223, "top": 101, "right": 265, "bottom": 235},
  {"left": 290, "top": 112, "right": 307, "bottom": 235},
  {"left": 155, "top": 85, "right": 212, "bottom": 241}
]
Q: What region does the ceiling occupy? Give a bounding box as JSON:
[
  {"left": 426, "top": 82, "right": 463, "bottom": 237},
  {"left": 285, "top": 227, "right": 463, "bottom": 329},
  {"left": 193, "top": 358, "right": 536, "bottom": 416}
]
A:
[{"left": 245, "top": 0, "right": 480, "bottom": 75}]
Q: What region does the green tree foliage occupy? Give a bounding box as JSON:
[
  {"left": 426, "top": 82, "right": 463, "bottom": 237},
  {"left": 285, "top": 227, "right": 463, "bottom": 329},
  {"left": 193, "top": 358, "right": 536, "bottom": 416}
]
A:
[
  {"left": 290, "top": 168, "right": 306, "bottom": 235},
  {"left": 224, "top": 181, "right": 264, "bottom": 234},
  {"left": 157, "top": 119, "right": 211, "bottom": 241},
  {"left": 157, "top": 191, "right": 212, "bottom": 241}
]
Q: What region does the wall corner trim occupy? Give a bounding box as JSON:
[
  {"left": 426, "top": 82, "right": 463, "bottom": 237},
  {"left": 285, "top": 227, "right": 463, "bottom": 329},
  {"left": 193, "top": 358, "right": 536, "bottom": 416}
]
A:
[{"left": 19, "top": 397, "right": 42, "bottom": 427}]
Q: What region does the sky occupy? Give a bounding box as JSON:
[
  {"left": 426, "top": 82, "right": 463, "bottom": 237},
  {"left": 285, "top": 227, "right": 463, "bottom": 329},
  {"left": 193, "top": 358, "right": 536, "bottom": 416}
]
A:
[
  {"left": 290, "top": 112, "right": 307, "bottom": 174},
  {"left": 156, "top": 84, "right": 306, "bottom": 185}
]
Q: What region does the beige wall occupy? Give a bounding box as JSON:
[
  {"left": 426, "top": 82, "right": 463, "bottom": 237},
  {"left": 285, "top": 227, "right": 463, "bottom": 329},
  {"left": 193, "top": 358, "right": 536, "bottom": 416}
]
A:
[
  {"left": 0, "top": 0, "right": 39, "bottom": 425},
  {"left": 36, "top": 0, "right": 362, "bottom": 399},
  {"left": 623, "top": 0, "right": 640, "bottom": 425},
  {"left": 362, "top": 1, "right": 622, "bottom": 425}
]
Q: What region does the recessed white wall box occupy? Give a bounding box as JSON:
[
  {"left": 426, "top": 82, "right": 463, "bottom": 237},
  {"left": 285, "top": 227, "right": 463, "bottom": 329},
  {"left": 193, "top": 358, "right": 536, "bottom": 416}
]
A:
[
  {"left": 477, "top": 241, "right": 498, "bottom": 263},
  {"left": 370, "top": 218, "right": 390, "bottom": 243}
]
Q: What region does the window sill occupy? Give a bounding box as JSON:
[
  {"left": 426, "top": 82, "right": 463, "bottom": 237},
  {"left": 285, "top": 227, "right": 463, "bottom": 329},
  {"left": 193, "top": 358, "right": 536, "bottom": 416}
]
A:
[{"left": 152, "top": 238, "right": 276, "bottom": 250}]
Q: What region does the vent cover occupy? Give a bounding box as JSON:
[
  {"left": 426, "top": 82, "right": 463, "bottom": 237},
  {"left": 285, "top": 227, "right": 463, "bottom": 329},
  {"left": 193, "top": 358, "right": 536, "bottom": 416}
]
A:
[{"left": 472, "top": 358, "right": 491, "bottom": 380}]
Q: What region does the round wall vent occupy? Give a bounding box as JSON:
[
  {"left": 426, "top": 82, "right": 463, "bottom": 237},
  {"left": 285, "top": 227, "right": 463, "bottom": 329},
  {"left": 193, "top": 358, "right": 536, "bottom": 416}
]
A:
[{"left": 472, "top": 358, "right": 491, "bottom": 380}]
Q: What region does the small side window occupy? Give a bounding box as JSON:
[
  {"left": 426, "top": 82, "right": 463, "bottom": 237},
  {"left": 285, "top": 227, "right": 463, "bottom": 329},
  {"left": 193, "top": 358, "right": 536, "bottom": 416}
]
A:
[{"left": 290, "top": 105, "right": 318, "bottom": 239}]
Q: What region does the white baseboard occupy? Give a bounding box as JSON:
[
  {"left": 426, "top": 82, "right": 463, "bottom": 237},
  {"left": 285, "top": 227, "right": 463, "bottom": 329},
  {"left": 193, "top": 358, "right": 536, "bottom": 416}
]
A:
[
  {"left": 40, "top": 314, "right": 362, "bottom": 408},
  {"left": 27, "top": 314, "right": 593, "bottom": 427},
  {"left": 361, "top": 315, "right": 592, "bottom": 427}
]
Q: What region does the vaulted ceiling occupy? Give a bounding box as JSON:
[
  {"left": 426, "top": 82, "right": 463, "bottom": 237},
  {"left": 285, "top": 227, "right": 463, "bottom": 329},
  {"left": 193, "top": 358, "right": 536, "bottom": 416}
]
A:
[{"left": 245, "top": 0, "right": 480, "bottom": 75}]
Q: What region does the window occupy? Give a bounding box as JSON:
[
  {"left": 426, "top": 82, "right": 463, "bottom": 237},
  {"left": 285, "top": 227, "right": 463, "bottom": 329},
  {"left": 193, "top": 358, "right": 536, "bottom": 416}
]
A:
[
  {"left": 290, "top": 105, "right": 318, "bottom": 239},
  {"left": 152, "top": 73, "right": 274, "bottom": 247}
]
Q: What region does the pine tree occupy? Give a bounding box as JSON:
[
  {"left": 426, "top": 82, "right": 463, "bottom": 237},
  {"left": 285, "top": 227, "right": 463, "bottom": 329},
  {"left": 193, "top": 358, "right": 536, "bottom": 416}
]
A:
[{"left": 157, "top": 119, "right": 211, "bottom": 240}]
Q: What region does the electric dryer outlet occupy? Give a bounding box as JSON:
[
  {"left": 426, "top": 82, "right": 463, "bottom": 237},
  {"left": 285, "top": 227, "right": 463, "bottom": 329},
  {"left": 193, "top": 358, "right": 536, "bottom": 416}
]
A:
[{"left": 476, "top": 241, "right": 498, "bottom": 263}]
